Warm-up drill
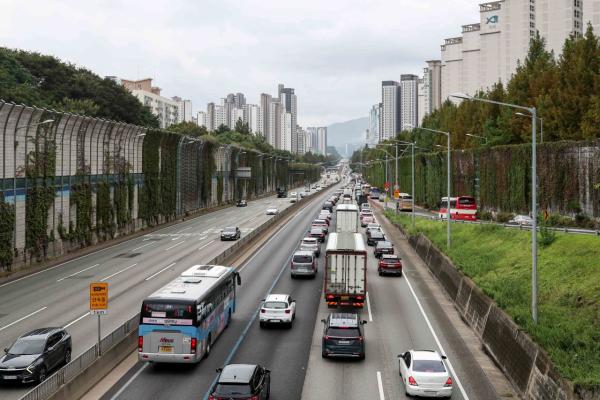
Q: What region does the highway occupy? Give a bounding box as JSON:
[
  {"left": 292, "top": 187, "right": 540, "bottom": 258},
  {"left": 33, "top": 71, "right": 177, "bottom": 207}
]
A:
[
  {"left": 98, "top": 189, "right": 505, "bottom": 400},
  {"left": 0, "top": 187, "right": 310, "bottom": 400}
]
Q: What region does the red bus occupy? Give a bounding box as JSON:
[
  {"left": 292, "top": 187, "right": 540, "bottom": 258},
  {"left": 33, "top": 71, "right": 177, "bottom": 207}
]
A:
[{"left": 438, "top": 196, "right": 477, "bottom": 221}]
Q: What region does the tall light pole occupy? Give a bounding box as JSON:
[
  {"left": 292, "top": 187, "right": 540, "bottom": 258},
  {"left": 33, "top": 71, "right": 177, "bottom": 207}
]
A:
[
  {"left": 466, "top": 133, "right": 488, "bottom": 144},
  {"left": 516, "top": 112, "right": 544, "bottom": 144},
  {"left": 452, "top": 92, "right": 538, "bottom": 324},
  {"left": 417, "top": 127, "right": 451, "bottom": 249}
]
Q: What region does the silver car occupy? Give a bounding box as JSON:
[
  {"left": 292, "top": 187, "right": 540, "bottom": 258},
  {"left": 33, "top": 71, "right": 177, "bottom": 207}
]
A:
[
  {"left": 290, "top": 250, "right": 317, "bottom": 278},
  {"left": 299, "top": 237, "right": 320, "bottom": 257}
]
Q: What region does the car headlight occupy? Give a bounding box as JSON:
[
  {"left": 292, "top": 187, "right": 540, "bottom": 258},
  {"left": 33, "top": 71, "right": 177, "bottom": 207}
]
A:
[{"left": 26, "top": 363, "right": 37, "bottom": 374}]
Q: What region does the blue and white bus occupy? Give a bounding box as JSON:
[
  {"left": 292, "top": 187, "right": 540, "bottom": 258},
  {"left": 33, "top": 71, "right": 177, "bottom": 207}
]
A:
[{"left": 138, "top": 264, "right": 241, "bottom": 363}]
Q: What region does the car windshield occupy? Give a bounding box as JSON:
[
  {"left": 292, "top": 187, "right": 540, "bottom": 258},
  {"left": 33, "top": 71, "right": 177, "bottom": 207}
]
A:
[
  {"left": 326, "top": 327, "right": 361, "bottom": 338},
  {"left": 214, "top": 383, "right": 252, "bottom": 395},
  {"left": 293, "top": 255, "right": 313, "bottom": 263},
  {"left": 223, "top": 227, "right": 236, "bottom": 232},
  {"left": 377, "top": 241, "right": 392, "bottom": 248},
  {"left": 9, "top": 338, "right": 46, "bottom": 355},
  {"left": 458, "top": 197, "right": 475, "bottom": 205},
  {"left": 371, "top": 232, "right": 384, "bottom": 238},
  {"left": 413, "top": 360, "right": 447, "bottom": 373},
  {"left": 264, "top": 301, "right": 287, "bottom": 309},
  {"left": 311, "top": 228, "right": 323, "bottom": 234},
  {"left": 382, "top": 257, "right": 399, "bottom": 262}
]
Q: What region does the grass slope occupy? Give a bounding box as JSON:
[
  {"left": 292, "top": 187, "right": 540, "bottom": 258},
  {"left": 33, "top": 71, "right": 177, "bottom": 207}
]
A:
[{"left": 385, "top": 211, "right": 599, "bottom": 388}]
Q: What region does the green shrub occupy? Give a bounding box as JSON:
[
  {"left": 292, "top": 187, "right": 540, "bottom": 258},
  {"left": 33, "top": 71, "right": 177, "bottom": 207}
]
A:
[{"left": 495, "top": 211, "right": 514, "bottom": 223}]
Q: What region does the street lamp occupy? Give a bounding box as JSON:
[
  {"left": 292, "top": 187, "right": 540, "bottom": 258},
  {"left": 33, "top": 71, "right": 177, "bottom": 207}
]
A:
[
  {"left": 466, "top": 133, "right": 488, "bottom": 144},
  {"left": 516, "top": 112, "right": 544, "bottom": 143},
  {"left": 16, "top": 119, "right": 54, "bottom": 131},
  {"left": 452, "top": 92, "right": 539, "bottom": 324},
  {"left": 416, "top": 127, "right": 452, "bottom": 249}
]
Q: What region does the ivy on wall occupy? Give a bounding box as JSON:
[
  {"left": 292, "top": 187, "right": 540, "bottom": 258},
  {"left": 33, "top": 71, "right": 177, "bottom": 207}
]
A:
[
  {"left": 25, "top": 117, "right": 56, "bottom": 260},
  {"left": 139, "top": 129, "right": 161, "bottom": 225},
  {"left": 68, "top": 180, "right": 92, "bottom": 245},
  {"left": 201, "top": 138, "right": 218, "bottom": 206},
  {"left": 96, "top": 180, "right": 115, "bottom": 239},
  {"left": 0, "top": 198, "right": 15, "bottom": 270},
  {"left": 160, "top": 134, "right": 178, "bottom": 218}
]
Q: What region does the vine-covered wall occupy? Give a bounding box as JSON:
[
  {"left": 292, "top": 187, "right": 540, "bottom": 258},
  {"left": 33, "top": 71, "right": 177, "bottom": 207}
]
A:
[
  {"left": 363, "top": 140, "right": 600, "bottom": 218},
  {"left": 0, "top": 101, "right": 320, "bottom": 271}
]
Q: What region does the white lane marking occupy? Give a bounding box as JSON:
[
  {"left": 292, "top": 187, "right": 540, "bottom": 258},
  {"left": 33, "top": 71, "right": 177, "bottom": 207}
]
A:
[
  {"left": 0, "top": 193, "right": 289, "bottom": 289},
  {"left": 0, "top": 307, "right": 47, "bottom": 332},
  {"left": 176, "top": 226, "right": 193, "bottom": 233},
  {"left": 366, "top": 292, "right": 374, "bottom": 322},
  {"left": 198, "top": 240, "right": 215, "bottom": 251},
  {"left": 145, "top": 263, "right": 176, "bottom": 281},
  {"left": 197, "top": 235, "right": 208, "bottom": 241},
  {"left": 109, "top": 362, "right": 149, "bottom": 400},
  {"left": 56, "top": 264, "right": 100, "bottom": 282},
  {"left": 132, "top": 243, "right": 152, "bottom": 251},
  {"left": 64, "top": 312, "right": 89, "bottom": 328},
  {"left": 165, "top": 241, "right": 185, "bottom": 251},
  {"left": 101, "top": 263, "right": 138, "bottom": 281},
  {"left": 377, "top": 371, "right": 385, "bottom": 400},
  {"left": 171, "top": 235, "right": 184, "bottom": 241},
  {"left": 403, "top": 273, "right": 470, "bottom": 399}
]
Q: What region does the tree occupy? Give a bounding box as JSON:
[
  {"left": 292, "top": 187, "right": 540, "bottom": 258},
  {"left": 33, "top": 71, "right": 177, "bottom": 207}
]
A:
[
  {"left": 234, "top": 119, "right": 250, "bottom": 135},
  {"left": 215, "top": 124, "right": 230, "bottom": 134},
  {"left": 168, "top": 121, "right": 208, "bottom": 136}
]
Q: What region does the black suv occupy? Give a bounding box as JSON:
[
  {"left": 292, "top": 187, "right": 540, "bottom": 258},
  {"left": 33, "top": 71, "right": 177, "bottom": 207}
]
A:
[
  {"left": 0, "top": 327, "right": 72, "bottom": 383},
  {"left": 220, "top": 226, "right": 241, "bottom": 241},
  {"left": 367, "top": 230, "right": 385, "bottom": 246},
  {"left": 374, "top": 241, "right": 394, "bottom": 258},
  {"left": 321, "top": 313, "right": 367, "bottom": 360},
  {"left": 209, "top": 363, "right": 271, "bottom": 400}
]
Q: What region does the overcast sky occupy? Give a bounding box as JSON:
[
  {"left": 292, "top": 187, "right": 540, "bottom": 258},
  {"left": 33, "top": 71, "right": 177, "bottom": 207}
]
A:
[{"left": 0, "top": 0, "right": 479, "bottom": 126}]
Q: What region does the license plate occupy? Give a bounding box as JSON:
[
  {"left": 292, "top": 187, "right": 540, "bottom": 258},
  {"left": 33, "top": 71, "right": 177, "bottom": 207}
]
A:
[
  {"left": 338, "top": 340, "right": 350, "bottom": 345},
  {"left": 271, "top": 319, "right": 281, "bottom": 323},
  {"left": 341, "top": 296, "right": 349, "bottom": 300},
  {"left": 159, "top": 346, "right": 173, "bottom": 353},
  {"left": 2, "top": 376, "right": 17, "bottom": 380}
]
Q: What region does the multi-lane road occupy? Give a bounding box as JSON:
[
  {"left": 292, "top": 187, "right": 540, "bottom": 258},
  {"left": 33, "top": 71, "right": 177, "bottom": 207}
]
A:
[
  {"left": 2, "top": 182, "right": 511, "bottom": 400},
  {"left": 0, "top": 187, "right": 309, "bottom": 400},
  {"left": 95, "top": 188, "right": 506, "bottom": 400}
]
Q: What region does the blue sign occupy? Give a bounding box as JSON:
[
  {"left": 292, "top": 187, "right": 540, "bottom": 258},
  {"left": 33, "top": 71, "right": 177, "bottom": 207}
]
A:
[{"left": 486, "top": 15, "right": 498, "bottom": 24}]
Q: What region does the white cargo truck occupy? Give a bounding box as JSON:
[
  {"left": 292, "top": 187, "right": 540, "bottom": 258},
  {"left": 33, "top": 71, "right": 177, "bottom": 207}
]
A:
[
  {"left": 335, "top": 204, "right": 359, "bottom": 233},
  {"left": 324, "top": 232, "right": 367, "bottom": 308}
]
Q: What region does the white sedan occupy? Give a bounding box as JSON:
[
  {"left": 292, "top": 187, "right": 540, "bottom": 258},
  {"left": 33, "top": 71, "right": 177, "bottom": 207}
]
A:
[
  {"left": 266, "top": 207, "right": 279, "bottom": 215},
  {"left": 509, "top": 214, "right": 534, "bottom": 226},
  {"left": 259, "top": 294, "right": 296, "bottom": 328},
  {"left": 398, "top": 350, "right": 453, "bottom": 398}
]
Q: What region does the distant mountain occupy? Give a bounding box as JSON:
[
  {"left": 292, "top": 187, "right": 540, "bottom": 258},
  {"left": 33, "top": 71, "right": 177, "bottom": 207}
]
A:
[{"left": 326, "top": 117, "right": 369, "bottom": 157}]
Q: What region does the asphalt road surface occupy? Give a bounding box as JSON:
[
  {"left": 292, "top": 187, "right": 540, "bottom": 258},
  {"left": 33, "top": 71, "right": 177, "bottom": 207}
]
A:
[
  {"left": 0, "top": 186, "right": 311, "bottom": 400},
  {"left": 101, "top": 192, "right": 502, "bottom": 400}
]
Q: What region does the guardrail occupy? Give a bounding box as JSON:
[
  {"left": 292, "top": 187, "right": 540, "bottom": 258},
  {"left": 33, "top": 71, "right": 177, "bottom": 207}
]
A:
[
  {"left": 19, "top": 314, "right": 139, "bottom": 400},
  {"left": 382, "top": 201, "right": 600, "bottom": 236},
  {"left": 18, "top": 182, "right": 334, "bottom": 400}
]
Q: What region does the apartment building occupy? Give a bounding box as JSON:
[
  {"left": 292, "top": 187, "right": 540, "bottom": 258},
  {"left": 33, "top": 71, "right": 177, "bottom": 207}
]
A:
[
  {"left": 380, "top": 81, "right": 400, "bottom": 141},
  {"left": 400, "top": 74, "right": 419, "bottom": 130},
  {"left": 121, "top": 78, "right": 181, "bottom": 128}
]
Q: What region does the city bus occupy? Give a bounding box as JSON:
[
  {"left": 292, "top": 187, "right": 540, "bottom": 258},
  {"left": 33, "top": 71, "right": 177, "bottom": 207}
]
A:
[
  {"left": 138, "top": 264, "right": 241, "bottom": 363},
  {"left": 438, "top": 196, "right": 477, "bottom": 221}
]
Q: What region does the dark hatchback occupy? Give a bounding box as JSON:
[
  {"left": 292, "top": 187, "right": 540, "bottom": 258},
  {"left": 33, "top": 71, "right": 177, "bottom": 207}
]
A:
[
  {"left": 0, "top": 327, "right": 72, "bottom": 384},
  {"left": 220, "top": 226, "right": 241, "bottom": 241},
  {"left": 374, "top": 241, "right": 394, "bottom": 258},
  {"left": 367, "top": 230, "right": 385, "bottom": 246},
  {"left": 321, "top": 313, "right": 367, "bottom": 360},
  {"left": 209, "top": 363, "right": 270, "bottom": 400}
]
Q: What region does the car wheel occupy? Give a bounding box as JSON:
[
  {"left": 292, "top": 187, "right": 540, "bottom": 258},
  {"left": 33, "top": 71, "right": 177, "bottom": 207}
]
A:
[
  {"left": 260, "top": 321, "right": 265, "bottom": 328},
  {"left": 38, "top": 366, "right": 47, "bottom": 383},
  {"left": 378, "top": 271, "right": 382, "bottom": 276},
  {"left": 64, "top": 348, "right": 72, "bottom": 365},
  {"left": 291, "top": 273, "right": 296, "bottom": 279},
  {"left": 225, "top": 310, "right": 231, "bottom": 328},
  {"left": 321, "top": 351, "right": 327, "bottom": 358}
]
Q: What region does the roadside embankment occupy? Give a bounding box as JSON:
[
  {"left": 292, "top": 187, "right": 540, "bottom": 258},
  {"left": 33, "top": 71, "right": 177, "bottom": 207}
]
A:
[{"left": 382, "top": 211, "right": 599, "bottom": 400}]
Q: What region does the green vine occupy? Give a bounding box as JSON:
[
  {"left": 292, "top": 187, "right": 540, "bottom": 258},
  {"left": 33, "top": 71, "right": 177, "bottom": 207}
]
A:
[
  {"left": 69, "top": 180, "right": 93, "bottom": 245},
  {"left": 96, "top": 181, "right": 115, "bottom": 239},
  {"left": 25, "top": 118, "right": 56, "bottom": 260},
  {"left": 0, "top": 197, "right": 15, "bottom": 270}
]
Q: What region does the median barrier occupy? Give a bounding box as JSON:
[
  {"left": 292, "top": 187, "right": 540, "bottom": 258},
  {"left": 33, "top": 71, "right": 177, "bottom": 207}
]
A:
[
  {"left": 387, "top": 222, "right": 582, "bottom": 400},
  {"left": 19, "top": 183, "right": 334, "bottom": 400}
]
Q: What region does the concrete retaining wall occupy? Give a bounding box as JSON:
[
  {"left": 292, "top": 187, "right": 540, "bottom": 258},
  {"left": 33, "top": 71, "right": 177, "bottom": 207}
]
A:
[{"left": 391, "top": 223, "right": 590, "bottom": 400}]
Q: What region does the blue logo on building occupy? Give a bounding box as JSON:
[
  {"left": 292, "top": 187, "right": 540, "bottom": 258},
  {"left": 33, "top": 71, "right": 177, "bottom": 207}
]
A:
[{"left": 486, "top": 15, "right": 498, "bottom": 24}]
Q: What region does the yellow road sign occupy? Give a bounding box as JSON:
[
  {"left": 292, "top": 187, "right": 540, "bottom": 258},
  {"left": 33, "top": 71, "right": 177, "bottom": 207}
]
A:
[{"left": 90, "top": 282, "right": 108, "bottom": 313}]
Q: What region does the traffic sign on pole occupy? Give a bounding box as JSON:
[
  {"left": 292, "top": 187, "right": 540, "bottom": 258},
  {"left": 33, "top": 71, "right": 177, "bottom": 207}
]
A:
[
  {"left": 90, "top": 282, "right": 108, "bottom": 314},
  {"left": 393, "top": 189, "right": 400, "bottom": 199}
]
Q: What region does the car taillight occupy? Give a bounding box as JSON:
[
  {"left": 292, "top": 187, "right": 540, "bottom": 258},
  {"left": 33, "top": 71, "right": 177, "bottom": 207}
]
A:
[
  {"left": 190, "top": 338, "right": 197, "bottom": 354},
  {"left": 355, "top": 295, "right": 364, "bottom": 301},
  {"left": 285, "top": 309, "right": 291, "bottom": 314},
  {"left": 138, "top": 336, "right": 143, "bottom": 352},
  {"left": 261, "top": 309, "right": 266, "bottom": 313},
  {"left": 250, "top": 396, "right": 259, "bottom": 400},
  {"left": 408, "top": 376, "right": 418, "bottom": 386},
  {"left": 326, "top": 294, "right": 334, "bottom": 300},
  {"left": 208, "top": 396, "right": 215, "bottom": 400},
  {"left": 445, "top": 377, "right": 453, "bottom": 387},
  {"left": 324, "top": 335, "right": 330, "bottom": 340},
  {"left": 357, "top": 336, "right": 364, "bottom": 342}
]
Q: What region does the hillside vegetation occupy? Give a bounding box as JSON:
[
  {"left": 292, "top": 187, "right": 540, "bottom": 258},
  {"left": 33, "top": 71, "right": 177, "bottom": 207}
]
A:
[{"left": 385, "top": 211, "right": 600, "bottom": 389}]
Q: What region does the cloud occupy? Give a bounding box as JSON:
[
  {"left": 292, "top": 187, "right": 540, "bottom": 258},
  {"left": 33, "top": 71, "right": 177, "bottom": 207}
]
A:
[{"left": 0, "top": 0, "right": 478, "bottom": 126}]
